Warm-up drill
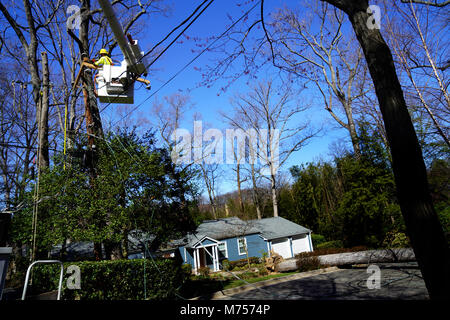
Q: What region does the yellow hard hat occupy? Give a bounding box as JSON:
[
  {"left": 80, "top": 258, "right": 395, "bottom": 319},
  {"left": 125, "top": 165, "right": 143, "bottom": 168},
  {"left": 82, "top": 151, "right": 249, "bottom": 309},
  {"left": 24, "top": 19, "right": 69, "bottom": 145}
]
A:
[{"left": 99, "top": 48, "right": 108, "bottom": 55}]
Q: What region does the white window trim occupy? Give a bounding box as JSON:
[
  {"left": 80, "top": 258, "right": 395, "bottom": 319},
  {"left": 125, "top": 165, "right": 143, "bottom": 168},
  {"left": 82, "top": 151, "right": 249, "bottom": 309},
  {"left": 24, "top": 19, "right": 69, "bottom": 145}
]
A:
[
  {"left": 237, "top": 237, "right": 247, "bottom": 256},
  {"left": 217, "top": 241, "right": 228, "bottom": 258}
]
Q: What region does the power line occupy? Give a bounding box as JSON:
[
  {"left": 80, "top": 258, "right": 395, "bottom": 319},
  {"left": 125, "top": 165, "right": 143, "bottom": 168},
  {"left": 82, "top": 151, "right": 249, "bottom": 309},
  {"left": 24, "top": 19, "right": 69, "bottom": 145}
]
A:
[
  {"left": 107, "top": 0, "right": 262, "bottom": 128},
  {"left": 98, "top": 0, "right": 215, "bottom": 113},
  {"left": 143, "top": 0, "right": 212, "bottom": 63}
]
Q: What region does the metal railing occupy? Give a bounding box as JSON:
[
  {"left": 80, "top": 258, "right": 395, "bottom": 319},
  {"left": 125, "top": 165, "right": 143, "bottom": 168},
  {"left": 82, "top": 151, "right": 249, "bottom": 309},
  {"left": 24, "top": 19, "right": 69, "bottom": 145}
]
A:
[{"left": 22, "top": 260, "right": 64, "bottom": 300}]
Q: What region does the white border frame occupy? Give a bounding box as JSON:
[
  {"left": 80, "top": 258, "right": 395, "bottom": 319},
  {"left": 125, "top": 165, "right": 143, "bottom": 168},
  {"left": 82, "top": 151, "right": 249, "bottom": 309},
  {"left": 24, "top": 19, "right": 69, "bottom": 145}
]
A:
[
  {"left": 237, "top": 237, "right": 247, "bottom": 256},
  {"left": 217, "top": 241, "right": 228, "bottom": 258}
]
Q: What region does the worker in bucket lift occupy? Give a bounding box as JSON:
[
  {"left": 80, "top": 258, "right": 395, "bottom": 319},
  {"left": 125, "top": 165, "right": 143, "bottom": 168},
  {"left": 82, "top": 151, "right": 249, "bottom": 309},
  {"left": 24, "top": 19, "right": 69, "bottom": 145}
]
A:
[
  {"left": 92, "top": 48, "right": 114, "bottom": 97},
  {"left": 93, "top": 48, "right": 113, "bottom": 67}
]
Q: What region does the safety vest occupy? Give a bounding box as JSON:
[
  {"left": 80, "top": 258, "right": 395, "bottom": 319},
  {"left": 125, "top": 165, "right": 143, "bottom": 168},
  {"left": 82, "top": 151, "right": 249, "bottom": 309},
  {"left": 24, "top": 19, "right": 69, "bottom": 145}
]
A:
[{"left": 94, "top": 56, "right": 113, "bottom": 67}]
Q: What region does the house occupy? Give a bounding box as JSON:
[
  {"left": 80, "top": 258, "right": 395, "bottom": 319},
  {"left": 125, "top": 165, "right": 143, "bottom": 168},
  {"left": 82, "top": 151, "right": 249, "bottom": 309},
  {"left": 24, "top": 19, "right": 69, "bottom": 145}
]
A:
[
  {"left": 173, "top": 216, "right": 313, "bottom": 273},
  {"left": 47, "top": 217, "right": 313, "bottom": 272}
]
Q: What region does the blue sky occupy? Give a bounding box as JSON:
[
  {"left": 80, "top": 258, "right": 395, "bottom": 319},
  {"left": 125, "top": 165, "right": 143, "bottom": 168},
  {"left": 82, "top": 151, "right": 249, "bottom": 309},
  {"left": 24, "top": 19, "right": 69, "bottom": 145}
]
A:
[{"left": 100, "top": 0, "right": 353, "bottom": 195}]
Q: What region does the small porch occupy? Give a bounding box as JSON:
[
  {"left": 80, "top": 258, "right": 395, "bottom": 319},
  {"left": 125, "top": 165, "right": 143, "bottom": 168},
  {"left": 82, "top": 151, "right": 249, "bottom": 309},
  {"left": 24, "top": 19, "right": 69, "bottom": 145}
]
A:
[{"left": 190, "top": 237, "right": 221, "bottom": 274}]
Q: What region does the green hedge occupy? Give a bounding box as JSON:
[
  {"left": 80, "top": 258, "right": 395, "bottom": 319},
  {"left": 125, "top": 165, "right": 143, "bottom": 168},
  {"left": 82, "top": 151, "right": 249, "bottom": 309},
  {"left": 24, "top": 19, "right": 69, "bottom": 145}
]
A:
[
  {"left": 316, "top": 240, "right": 344, "bottom": 250},
  {"left": 29, "top": 258, "right": 189, "bottom": 300},
  {"left": 311, "top": 234, "right": 327, "bottom": 248}
]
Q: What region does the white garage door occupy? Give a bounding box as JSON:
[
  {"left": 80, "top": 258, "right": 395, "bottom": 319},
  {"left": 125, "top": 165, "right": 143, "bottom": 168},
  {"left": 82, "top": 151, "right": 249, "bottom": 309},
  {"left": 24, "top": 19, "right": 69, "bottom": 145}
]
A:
[
  {"left": 292, "top": 234, "right": 311, "bottom": 255},
  {"left": 271, "top": 238, "right": 292, "bottom": 259}
]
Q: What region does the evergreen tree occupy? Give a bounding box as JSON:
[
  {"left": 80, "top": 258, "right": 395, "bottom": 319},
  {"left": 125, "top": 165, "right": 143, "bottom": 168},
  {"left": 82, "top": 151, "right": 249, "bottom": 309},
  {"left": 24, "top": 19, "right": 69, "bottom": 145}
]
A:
[{"left": 11, "top": 130, "right": 199, "bottom": 260}]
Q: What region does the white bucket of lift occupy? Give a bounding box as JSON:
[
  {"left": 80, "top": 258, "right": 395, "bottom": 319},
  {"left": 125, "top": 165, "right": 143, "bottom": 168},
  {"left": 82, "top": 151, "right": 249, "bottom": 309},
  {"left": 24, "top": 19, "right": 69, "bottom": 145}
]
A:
[{"left": 96, "top": 61, "right": 134, "bottom": 104}]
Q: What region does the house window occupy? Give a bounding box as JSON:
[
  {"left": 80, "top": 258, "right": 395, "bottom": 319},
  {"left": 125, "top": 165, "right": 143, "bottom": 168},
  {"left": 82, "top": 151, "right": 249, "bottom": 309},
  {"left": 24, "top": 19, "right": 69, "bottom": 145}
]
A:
[
  {"left": 237, "top": 238, "right": 247, "bottom": 255},
  {"left": 218, "top": 242, "right": 227, "bottom": 258}
]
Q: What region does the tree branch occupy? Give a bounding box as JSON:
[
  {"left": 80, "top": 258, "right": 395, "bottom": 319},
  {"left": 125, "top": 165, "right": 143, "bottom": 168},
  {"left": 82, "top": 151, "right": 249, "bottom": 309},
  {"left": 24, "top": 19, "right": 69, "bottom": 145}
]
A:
[
  {"left": 0, "top": 1, "right": 28, "bottom": 50},
  {"left": 400, "top": 0, "right": 450, "bottom": 7}
]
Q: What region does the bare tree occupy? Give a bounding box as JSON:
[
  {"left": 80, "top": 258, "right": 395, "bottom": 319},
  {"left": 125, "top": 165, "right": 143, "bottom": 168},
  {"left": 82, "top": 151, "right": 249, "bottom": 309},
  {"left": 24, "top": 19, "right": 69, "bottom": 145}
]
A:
[
  {"left": 322, "top": 0, "right": 450, "bottom": 300},
  {"left": 384, "top": 1, "right": 449, "bottom": 147},
  {"left": 269, "top": 3, "right": 370, "bottom": 157},
  {"left": 0, "top": 0, "right": 63, "bottom": 174},
  {"left": 152, "top": 93, "right": 193, "bottom": 147},
  {"left": 227, "top": 80, "right": 319, "bottom": 217}
]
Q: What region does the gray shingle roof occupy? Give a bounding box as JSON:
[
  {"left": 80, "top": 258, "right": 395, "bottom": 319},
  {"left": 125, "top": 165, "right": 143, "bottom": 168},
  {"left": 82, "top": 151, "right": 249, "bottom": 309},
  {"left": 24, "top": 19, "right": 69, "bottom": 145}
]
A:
[
  {"left": 171, "top": 217, "right": 261, "bottom": 248},
  {"left": 171, "top": 216, "right": 310, "bottom": 248},
  {"left": 249, "top": 217, "right": 311, "bottom": 240}
]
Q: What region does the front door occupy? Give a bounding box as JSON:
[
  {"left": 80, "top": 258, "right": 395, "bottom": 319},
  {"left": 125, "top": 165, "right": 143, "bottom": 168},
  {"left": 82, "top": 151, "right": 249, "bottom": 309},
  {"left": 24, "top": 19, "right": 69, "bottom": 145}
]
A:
[{"left": 199, "top": 248, "right": 206, "bottom": 268}]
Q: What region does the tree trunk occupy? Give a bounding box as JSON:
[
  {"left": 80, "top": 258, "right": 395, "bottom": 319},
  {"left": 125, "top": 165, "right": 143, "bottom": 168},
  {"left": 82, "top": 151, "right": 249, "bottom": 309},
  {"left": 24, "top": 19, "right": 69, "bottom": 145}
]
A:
[
  {"left": 276, "top": 248, "right": 416, "bottom": 272},
  {"left": 77, "top": 0, "right": 105, "bottom": 260},
  {"left": 104, "top": 240, "right": 123, "bottom": 260},
  {"left": 122, "top": 233, "right": 129, "bottom": 259},
  {"left": 323, "top": 0, "right": 450, "bottom": 299},
  {"left": 250, "top": 163, "right": 262, "bottom": 219},
  {"left": 93, "top": 242, "right": 103, "bottom": 261},
  {"left": 38, "top": 51, "right": 50, "bottom": 173},
  {"left": 343, "top": 101, "right": 361, "bottom": 157},
  {"left": 236, "top": 164, "right": 244, "bottom": 213},
  {"left": 270, "top": 171, "right": 278, "bottom": 217}
]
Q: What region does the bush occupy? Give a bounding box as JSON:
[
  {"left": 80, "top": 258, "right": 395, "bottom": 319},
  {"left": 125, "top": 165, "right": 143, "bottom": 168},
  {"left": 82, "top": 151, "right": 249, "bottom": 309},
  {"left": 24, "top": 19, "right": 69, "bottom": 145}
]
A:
[
  {"left": 221, "top": 259, "right": 230, "bottom": 271},
  {"left": 316, "top": 240, "right": 344, "bottom": 250},
  {"left": 197, "top": 267, "right": 210, "bottom": 278},
  {"left": 28, "top": 258, "right": 188, "bottom": 300},
  {"left": 257, "top": 265, "right": 269, "bottom": 276},
  {"left": 296, "top": 256, "right": 321, "bottom": 272},
  {"left": 228, "top": 257, "right": 260, "bottom": 270},
  {"left": 239, "top": 271, "right": 257, "bottom": 280},
  {"left": 311, "top": 234, "right": 326, "bottom": 248},
  {"left": 181, "top": 263, "right": 192, "bottom": 275},
  {"left": 382, "top": 231, "right": 410, "bottom": 248}
]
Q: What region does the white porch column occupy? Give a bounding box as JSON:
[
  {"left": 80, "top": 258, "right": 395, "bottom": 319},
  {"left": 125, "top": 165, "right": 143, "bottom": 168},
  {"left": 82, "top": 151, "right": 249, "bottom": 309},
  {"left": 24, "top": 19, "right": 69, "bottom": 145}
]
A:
[
  {"left": 211, "top": 247, "right": 216, "bottom": 272},
  {"left": 194, "top": 248, "right": 199, "bottom": 273},
  {"left": 214, "top": 246, "right": 219, "bottom": 271},
  {"left": 197, "top": 249, "right": 201, "bottom": 270},
  {"left": 214, "top": 245, "right": 219, "bottom": 271},
  {"left": 193, "top": 248, "right": 196, "bottom": 273}
]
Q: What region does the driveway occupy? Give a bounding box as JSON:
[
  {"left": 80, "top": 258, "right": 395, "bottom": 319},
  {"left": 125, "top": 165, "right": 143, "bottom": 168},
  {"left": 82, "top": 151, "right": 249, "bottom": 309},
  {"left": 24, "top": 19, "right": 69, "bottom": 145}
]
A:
[{"left": 215, "top": 263, "right": 429, "bottom": 300}]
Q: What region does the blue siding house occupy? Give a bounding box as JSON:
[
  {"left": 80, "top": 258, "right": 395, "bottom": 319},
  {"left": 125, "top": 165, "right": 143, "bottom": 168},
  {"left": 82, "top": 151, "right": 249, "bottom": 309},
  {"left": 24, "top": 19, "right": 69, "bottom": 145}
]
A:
[{"left": 171, "top": 217, "right": 313, "bottom": 273}]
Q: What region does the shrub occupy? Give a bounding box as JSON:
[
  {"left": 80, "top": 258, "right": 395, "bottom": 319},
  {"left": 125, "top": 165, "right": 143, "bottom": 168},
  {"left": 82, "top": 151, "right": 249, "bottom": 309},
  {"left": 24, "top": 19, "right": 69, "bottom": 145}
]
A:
[
  {"left": 181, "top": 263, "right": 192, "bottom": 275},
  {"left": 316, "top": 240, "right": 344, "bottom": 250},
  {"left": 28, "top": 258, "right": 188, "bottom": 300},
  {"left": 239, "top": 271, "right": 257, "bottom": 280},
  {"left": 296, "top": 256, "right": 321, "bottom": 272},
  {"left": 257, "top": 265, "right": 269, "bottom": 276},
  {"left": 197, "top": 267, "right": 210, "bottom": 278},
  {"left": 228, "top": 257, "right": 260, "bottom": 270},
  {"left": 221, "top": 259, "right": 230, "bottom": 271},
  {"left": 382, "top": 231, "right": 410, "bottom": 248},
  {"left": 311, "top": 234, "right": 326, "bottom": 248},
  {"left": 260, "top": 250, "right": 268, "bottom": 262}
]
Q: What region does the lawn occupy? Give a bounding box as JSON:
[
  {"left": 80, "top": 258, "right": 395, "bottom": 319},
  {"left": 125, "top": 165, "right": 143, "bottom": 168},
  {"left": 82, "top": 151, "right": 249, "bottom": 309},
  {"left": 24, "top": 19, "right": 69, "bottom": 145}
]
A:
[{"left": 221, "top": 271, "right": 300, "bottom": 290}]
